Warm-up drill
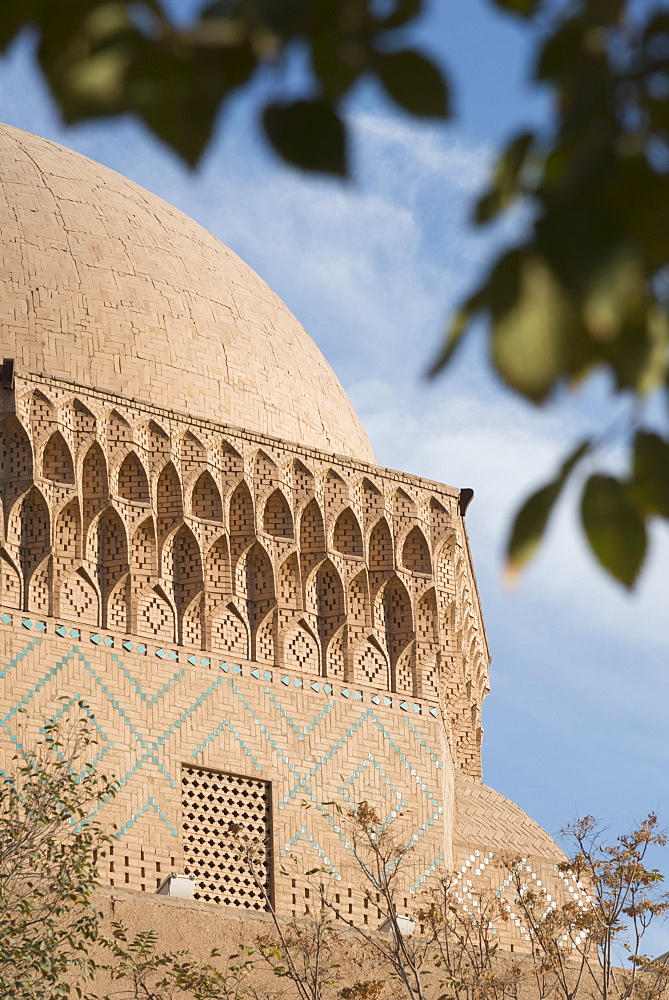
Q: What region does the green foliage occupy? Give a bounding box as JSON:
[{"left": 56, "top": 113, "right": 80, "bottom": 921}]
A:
[
  {"left": 433, "top": 0, "right": 669, "bottom": 587},
  {"left": 1, "top": 0, "right": 448, "bottom": 175},
  {"left": 0, "top": 711, "right": 117, "bottom": 999}
]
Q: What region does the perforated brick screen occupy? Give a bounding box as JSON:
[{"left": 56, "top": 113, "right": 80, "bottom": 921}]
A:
[{"left": 181, "top": 765, "right": 272, "bottom": 910}]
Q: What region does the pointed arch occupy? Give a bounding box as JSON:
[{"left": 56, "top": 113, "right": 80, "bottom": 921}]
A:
[
  {"left": 293, "top": 459, "right": 314, "bottom": 498},
  {"left": 117, "top": 452, "right": 150, "bottom": 504},
  {"left": 278, "top": 552, "right": 300, "bottom": 608},
  {"left": 144, "top": 421, "right": 170, "bottom": 464},
  {"left": 255, "top": 609, "right": 276, "bottom": 665},
  {"left": 417, "top": 588, "right": 439, "bottom": 700},
  {"left": 263, "top": 489, "right": 293, "bottom": 538},
  {"left": 71, "top": 399, "right": 96, "bottom": 437},
  {"left": 42, "top": 431, "right": 74, "bottom": 484},
  {"left": 82, "top": 443, "right": 108, "bottom": 530},
  {"left": 97, "top": 507, "right": 129, "bottom": 600},
  {"left": 284, "top": 619, "right": 320, "bottom": 674},
  {"left": 0, "top": 417, "right": 33, "bottom": 485},
  {"left": 107, "top": 574, "right": 130, "bottom": 633},
  {"left": 157, "top": 462, "right": 183, "bottom": 538},
  {"left": 191, "top": 471, "right": 223, "bottom": 522},
  {"left": 369, "top": 518, "right": 393, "bottom": 573},
  {"left": 392, "top": 487, "right": 417, "bottom": 528},
  {"left": 170, "top": 524, "right": 204, "bottom": 616},
  {"left": 354, "top": 637, "right": 388, "bottom": 689},
  {"left": 132, "top": 518, "right": 157, "bottom": 581},
  {"left": 181, "top": 431, "right": 206, "bottom": 479},
  {"left": 253, "top": 450, "right": 277, "bottom": 491},
  {"left": 205, "top": 535, "right": 230, "bottom": 598},
  {"left": 435, "top": 534, "right": 455, "bottom": 591},
  {"left": 182, "top": 594, "right": 204, "bottom": 649},
  {"left": 108, "top": 409, "right": 131, "bottom": 452},
  {"left": 29, "top": 390, "right": 54, "bottom": 439},
  {"left": 229, "top": 480, "right": 254, "bottom": 550},
  {"left": 324, "top": 469, "right": 347, "bottom": 514},
  {"left": 430, "top": 497, "right": 451, "bottom": 540},
  {"left": 243, "top": 543, "right": 275, "bottom": 612},
  {"left": 316, "top": 559, "right": 345, "bottom": 658},
  {"left": 0, "top": 549, "right": 21, "bottom": 609},
  {"left": 220, "top": 440, "right": 243, "bottom": 481},
  {"left": 210, "top": 601, "right": 248, "bottom": 658},
  {"left": 395, "top": 644, "right": 416, "bottom": 696},
  {"left": 326, "top": 626, "right": 346, "bottom": 679},
  {"left": 136, "top": 585, "right": 175, "bottom": 642},
  {"left": 347, "top": 571, "right": 370, "bottom": 627},
  {"left": 20, "top": 488, "right": 50, "bottom": 587},
  {"left": 333, "top": 507, "right": 363, "bottom": 557},
  {"left": 380, "top": 576, "right": 413, "bottom": 670},
  {"left": 54, "top": 498, "right": 81, "bottom": 563},
  {"left": 299, "top": 499, "right": 325, "bottom": 560},
  {"left": 402, "top": 526, "right": 432, "bottom": 575}
]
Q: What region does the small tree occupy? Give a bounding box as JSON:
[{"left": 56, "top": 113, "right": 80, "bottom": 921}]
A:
[
  {"left": 504, "top": 815, "right": 669, "bottom": 1000},
  {"left": 0, "top": 709, "right": 117, "bottom": 999}
]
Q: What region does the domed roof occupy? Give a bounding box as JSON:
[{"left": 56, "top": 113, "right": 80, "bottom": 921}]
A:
[{"left": 0, "top": 124, "right": 375, "bottom": 463}]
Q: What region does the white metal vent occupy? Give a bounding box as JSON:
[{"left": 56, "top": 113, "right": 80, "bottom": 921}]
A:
[{"left": 181, "top": 765, "right": 271, "bottom": 910}]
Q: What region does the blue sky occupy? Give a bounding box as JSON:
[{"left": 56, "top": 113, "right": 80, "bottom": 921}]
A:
[{"left": 2, "top": 0, "right": 668, "bottom": 940}]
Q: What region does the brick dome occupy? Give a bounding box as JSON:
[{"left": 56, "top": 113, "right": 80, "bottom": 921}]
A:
[{"left": 0, "top": 123, "right": 374, "bottom": 463}]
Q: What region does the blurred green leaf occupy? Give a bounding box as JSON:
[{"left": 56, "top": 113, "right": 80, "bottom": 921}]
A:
[
  {"left": 489, "top": 251, "right": 591, "bottom": 401},
  {"left": 263, "top": 100, "right": 347, "bottom": 175},
  {"left": 581, "top": 474, "right": 647, "bottom": 587},
  {"left": 630, "top": 430, "right": 669, "bottom": 518},
  {"left": 475, "top": 131, "right": 534, "bottom": 224},
  {"left": 506, "top": 440, "right": 590, "bottom": 581},
  {"left": 375, "top": 49, "right": 450, "bottom": 118},
  {"left": 489, "top": 0, "right": 542, "bottom": 18}
]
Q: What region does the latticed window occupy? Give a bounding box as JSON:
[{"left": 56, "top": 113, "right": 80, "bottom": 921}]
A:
[{"left": 182, "top": 766, "right": 272, "bottom": 910}]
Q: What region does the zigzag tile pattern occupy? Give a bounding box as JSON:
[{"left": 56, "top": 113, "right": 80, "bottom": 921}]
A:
[{"left": 0, "top": 616, "right": 453, "bottom": 918}]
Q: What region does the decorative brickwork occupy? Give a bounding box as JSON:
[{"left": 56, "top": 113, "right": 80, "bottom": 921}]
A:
[{"left": 0, "top": 123, "right": 564, "bottom": 947}]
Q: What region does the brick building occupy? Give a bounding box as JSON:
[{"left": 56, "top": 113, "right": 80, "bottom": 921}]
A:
[{"left": 0, "top": 123, "right": 582, "bottom": 947}]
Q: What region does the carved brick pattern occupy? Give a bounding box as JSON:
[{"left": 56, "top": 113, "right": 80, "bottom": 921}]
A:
[
  {"left": 82, "top": 444, "right": 108, "bottom": 529},
  {"left": 1, "top": 418, "right": 32, "bottom": 483},
  {"left": 402, "top": 527, "right": 431, "bottom": 575},
  {"left": 28, "top": 559, "right": 51, "bottom": 615},
  {"left": 137, "top": 589, "right": 174, "bottom": 641},
  {"left": 42, "top": 432, "right": 74, "bottom": 484},
  {"left": 157, "top": 464, "right": 183, "bottom": 538},
  {"left": 284, "top": 624, "right": 319, "bottom": 674},
  {"left": 118, "top": 453, "right": 150, "bottom": 504},
  {"left": 355, "top": 640, "right": 387, "bottom": 687},
  {"left": 182, "top": 767, "right": 271, "bottom": 911},
  {"left": 0, "top": 553, "right": 21, "bottom": 609},
  {"left": 333, "top": 508, "right": 363, "bottom": 557},
  {"left": 347, "top": 574, "right": 368, "bottom": 626},
  {"left": 369, "top": 519, "right": 393, "bottom": 573},
  {"left": 395, "top": 646, "right": 414, "bottom": 695},
  {"left": 326, "top": 630, "right": 345, "bottom": 679},
  {"left": 108, "top": 410, "right": 131, "bottom": 453},
  {"left": 263, "top": 490, "right": 293, "bottom": 538},
  {"left": 182, "top": 433, "right": 206, "bottom": 480},
  {"left": 192, "top": 472, "right": 223, "bottom": 522},
  {"left": 72, "top": 400, "right": 96, "bottom": 438},
  {"left": 29, "top": 391, "right": 54, "bottom": 440},
  {"left": 220, "top": 441, "right": 243, "bottom": 481},
  {"left": 4, "top": 375, "right": 489, "bottom": 778},
  {"left": 253, "top": 451, "right": 276, "bottom": 496},
  {"left": 211, "top": 605, "right": 247, "bottom": 656},
  {"left": 324, "top": 470, "right": 347, "bottom": 516},
  {"left": 62, "top": 571, "right": 97, "bottom": 625}
]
